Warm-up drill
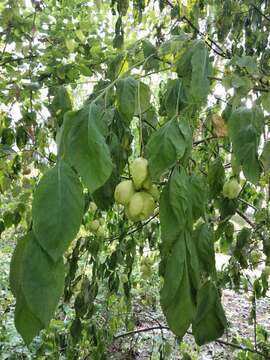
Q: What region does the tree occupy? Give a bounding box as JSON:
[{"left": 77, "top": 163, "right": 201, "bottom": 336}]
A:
[{"left": 1, "top": 0, "right": 270, "bottom": 357}]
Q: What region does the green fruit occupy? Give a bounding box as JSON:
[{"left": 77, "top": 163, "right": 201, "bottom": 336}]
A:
[
  {"left": 128, "top": 192, "right": 145, "bottom": 219},
  {"left": 125, "top": 206, "right": 140, "bottom": 222},
  {"left": 88, "top": 219, "right": 100, "bottom": 233},
  {"left": 114, "top": 180, "right": 135, "bottom": 205},
  {"left": 139, "top": 192, "right": 155, "bottom": 220},
  {"left": 127, "top": 191, "right": 155, "bottom": 222},
  {"left": 142, "top": 175, "right": 152, "bottom": 190},
  {"left": 148, "top": 184, "right": 160, "bottom": 201},
  {"left": 223, "top": 178, "right": 241, "bottom": 199},
  {"left": 130, "top": 157, "right": 148, "bottom": 190},
  {"left": 89, "top": 202, "right": 97, "bottom": 212}
]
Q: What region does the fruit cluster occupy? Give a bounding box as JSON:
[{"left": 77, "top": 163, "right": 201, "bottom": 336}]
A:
[{"left": 114, "top": 157, "right": 159, "bottom": 222}]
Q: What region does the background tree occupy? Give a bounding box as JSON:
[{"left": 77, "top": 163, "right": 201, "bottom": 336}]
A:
[{"left": 0, "top": 0, "right": 270, "bottom": 358}]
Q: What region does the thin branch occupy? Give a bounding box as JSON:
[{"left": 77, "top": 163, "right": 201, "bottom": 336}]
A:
[
  {"left": 193, "top": 136, "right": 218, "bottom": 145},
  {"left": 239, "top": 198, "right": 258, "bottom": 212},
  {"left": 0, "top": 55, "right": 38, "bottom": 67},
  {"left": 106, "top": 212, "right": 159, "bottom": 243},
  {"left": 114, "top": 326, "right": 269, "bottom": 358},
  {"left": 164, "top": 0, "right": 228, "bottom": 58},
  {"left": 236, "top": 209, "right": 256, "bottom": 228}
]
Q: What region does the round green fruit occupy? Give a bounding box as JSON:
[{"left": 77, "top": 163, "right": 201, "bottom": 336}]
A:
[
  {"left": 130, "top": 157, "right": 148, "bottom": 190},
  {"left": 127, "top": 191, "right": 155, "bottom": 222},
  {"left": 96, "top": 225, "right": 105, "bottom": 238},
  {"left": 223, "top": 179, "right": 241, "bottom": 199},
  {"left": 89, "top": 202, "right": 97, "bottom": 213},
  {"left": 128, "top": 192, "right": 145, "bottom": 220},
  {"left": 88, "top": 219, "right": 100, "bottom": 233},
  {"left": 114, "top": 180, "right": 135, "bottom": 206},
  {"left": 139, "top": 192, "right": 155, "bottom": 220}
]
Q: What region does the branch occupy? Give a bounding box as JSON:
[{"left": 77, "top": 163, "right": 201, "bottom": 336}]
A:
[
  {"left": 114, "top": 326, "right": 269, "bottom": 358},
  {"left": 251, "top": 4, "right": 270, "bottom": 22},
  {"left": 106, "top": 212, "right": 159, "bottom": 242},
  {"left": 236, "top": 209, "right": 256, "bottom": 228},
  {"left": 193, "top": 136, "right": 218, "bottom": 145},
  {"left": 164, "top": 0, "right": 228, "bottom": 58},
  {"left": 0, "top": 55, "right": 38, "bottom": 67}
]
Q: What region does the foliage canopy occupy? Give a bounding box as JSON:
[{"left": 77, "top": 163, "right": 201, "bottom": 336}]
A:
[{"left": 0, "top": 0, "right": 270, "bottom": 357}]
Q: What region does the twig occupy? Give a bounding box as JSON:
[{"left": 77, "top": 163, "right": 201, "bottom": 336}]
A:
[
  {"left": 164, "top": 0, "right": 228, "bottom": 58},
  {"left": 106, "top": 212, "right": 159, "bottom": 243},
  {"left": 251, "top": 4, "right": 270, "bottom": 22},
  {"left": 193, "top": 136, "right": 218, "bottom": 145},
  {"left": 236, "top": 210, "right": 256, "bottom": 228}
]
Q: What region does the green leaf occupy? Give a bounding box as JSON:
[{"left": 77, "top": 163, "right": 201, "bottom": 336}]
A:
[
  {"left": 66, "top": 103, "right": 113, "bottom": 193},
  {"left": 21, "top": 234, "right": 65, "bottom": 327},
  {"left": 161, "top": 239, "right": 196, "bottom": 339},
  {"left": 52, "top": 86, "right": 72, "bottom": 113},
  {"left": 236, "top": 227, "right": 251, "bottom": 249},
  {"left": 260, "top": 141, "right": 270, "bottom": 173},
  {"left": 189, "top": 174, "right": 206, "bottom": 221},
  {"left": 142, "top": 40, "right": 159, "bottom": 71},
  {"left": 193, "top": 223, "right": 216, "bottom": 275},
  {"left": 56, "top": 111, "right": 77, "bottom": 158},
  {"left": 15, "top": 290, "right": 44, "bottom": 345},
  {"left": 160, "top": 169, "right": 198, "bottom": 338},
  {"left": 33, "top": 160, "right": 84, "bottom": 262},
  {"left": 261, "top": 93, "right": 270, "bottom": 113},
  {"left": 9, "top": 234, "right": 29, "bottom": 298},
  {"left": 134, "top": 81, "right": 151, "bottom": 116},
  {"left": 161, "top": 79, "right": 189, "bottom": 117},
  {"left": 190, "top": 41, "right": 211, "bottom": 103},
  {"left": 146, "top": 117, "right": 191, "bottom": 181},
  {"left": 235, "top": 55, "right": 258, "bottom": 74},
  {"left": 208, "top": 159, "right": 225, "bottom": 199},
  {"left": 228, "top": 106, "right": 263, "bottom": 184},
  {"left": 116, "top": 77, "right": 137, "bottom": 120},
  {"left": 193, "top": 281, "right": 227, "bottom": 345}
]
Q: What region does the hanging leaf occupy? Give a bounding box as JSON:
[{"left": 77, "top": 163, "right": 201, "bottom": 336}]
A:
[
  {"left": 146, "top": 117, "right": 191, "bottom": 181},
  {"left": 56, "top": 111, "right": 77, "bottom": 158},
  {"left": 32, "top": 160, "right": 84, "bottom": 262},
  {"left": 260, "top": 141, "right": 270, "bottom": 173},
  {"left": 21, "top": 234, "right": 65, "bottom": 327},
  {"left": 160, "top": 168, "right": 198, "bottom": 338},
  {"left": 116, "top": 77, "right": 137, "bottom": 120},
  {"left": 134, "top": 81, "right": 151, "bottom": 116},
  {"left": 15, "top": 290, "right": 44, "bottom": 345},
  {"left": 161, "top": 240, "right": 196, "bottom": 339},
  {"left": 208, "top": 158, "right": 225, "bottom": 199},
  {"left": 65, "top": 103, "right": 113, "bottom": 193},
  {"left": 9, "top": 234, "right": 29, "bottom": 298},
  {"left": 193, "top": 281, "right": 227, "bottom": 345},
  {"left": 189, "top": 174, "right": 206, "bottom": 221},
  {"left": 228, "top": 106, "right": 264, "bottom": 184},
  {"left": 193, "top": 223, "right": 216, "bottom": 276},
  {"left": 190, "top": 41, "right": 211, "bottom": 103}
]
